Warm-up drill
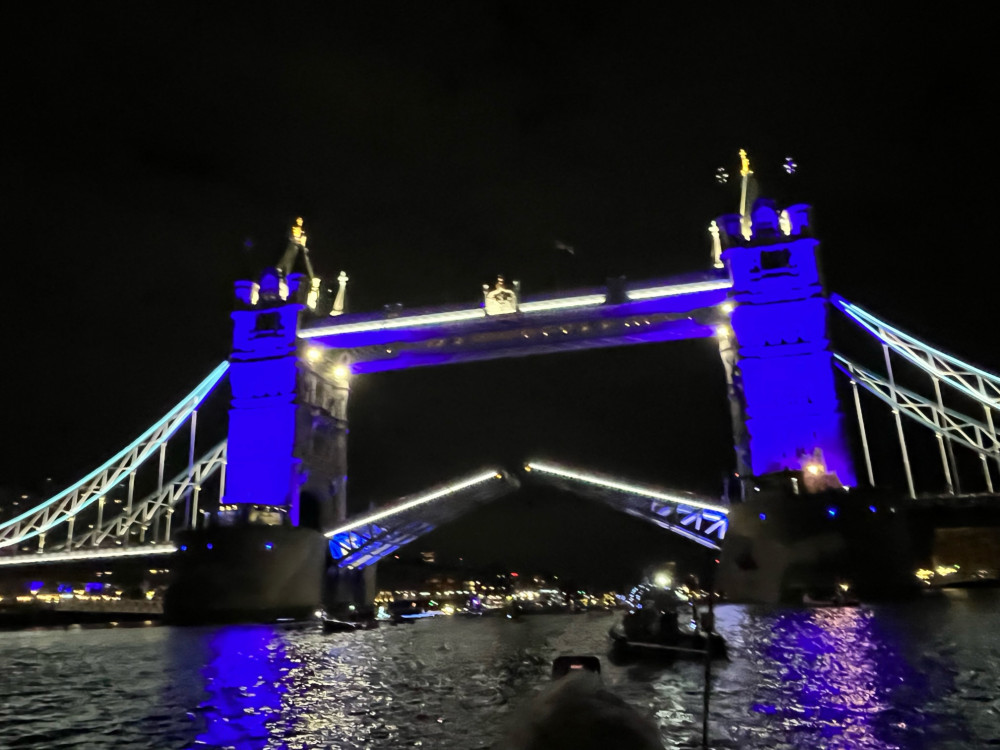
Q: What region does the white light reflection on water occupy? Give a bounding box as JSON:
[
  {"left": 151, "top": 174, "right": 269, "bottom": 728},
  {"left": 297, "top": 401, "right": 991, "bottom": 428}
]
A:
[{"left": 3, "top": 594, "right": 1000, "bottom": 749}]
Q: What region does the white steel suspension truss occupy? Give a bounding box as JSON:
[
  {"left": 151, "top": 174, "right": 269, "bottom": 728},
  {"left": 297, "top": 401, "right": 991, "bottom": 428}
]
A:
[
  {"left": 52, "top": 440, "right": 228, "bottom": 551},
  {"left": 834, "top": 354, "right": 999, "bottom": 493},
  {"left": 524, "top": 461, "right": 728, "bottom": 550},
  {"left": 832, "top": 295, "right": 1000, "bottom": 412},
  {"left": 835, "top": 355, "right": 1000, "bottom": 458},
  {"left": 0, "top": 362, "right": 229, "bottom": 550}
]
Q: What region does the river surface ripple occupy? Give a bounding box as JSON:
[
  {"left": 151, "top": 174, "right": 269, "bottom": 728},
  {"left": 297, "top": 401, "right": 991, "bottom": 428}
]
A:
[{"left": 2, "top": 590, "right": 1000, "bottom": 749}]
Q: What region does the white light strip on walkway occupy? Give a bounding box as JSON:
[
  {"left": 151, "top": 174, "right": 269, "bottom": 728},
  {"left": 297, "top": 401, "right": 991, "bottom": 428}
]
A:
[
  {"left": 517, "top": 294, "right": 606, "bottom": 313},
  {"left": 325, "top": 470, "right": 504, "bottom": 538},
  {"left": 304, "top": 293, "right": 610, "bottom": 338},
  {"left": 303, "top": 280, "right": 730, "bottom": 339},
  {"left": 626, "top": 279, "right": 731, "bottom": 301},
  {"left": 0, "top": 545, "right": 177, "bottom": 567},
  {"left": 525, "top": 461, "right": 728, "bottom": 513},
  {"left": 303, "top": 308, "right": 485, "bottom": 337}
]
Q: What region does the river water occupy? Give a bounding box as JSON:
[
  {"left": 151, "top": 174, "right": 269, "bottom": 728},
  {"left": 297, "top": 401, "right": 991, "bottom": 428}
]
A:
[{"left": 2, "top": 590, "right": 999, "bottom": 749}]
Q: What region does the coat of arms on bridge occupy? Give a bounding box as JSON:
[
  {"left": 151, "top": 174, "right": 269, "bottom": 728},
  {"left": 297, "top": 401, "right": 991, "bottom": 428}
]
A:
[{"left": 482, "top": 275, "right": 519, "bottom": 315}]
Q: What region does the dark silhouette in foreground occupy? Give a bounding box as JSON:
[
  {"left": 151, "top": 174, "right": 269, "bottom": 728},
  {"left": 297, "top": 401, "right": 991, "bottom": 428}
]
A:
[{"left": 495, "top": 670, "right": 665, "bottom": 750}]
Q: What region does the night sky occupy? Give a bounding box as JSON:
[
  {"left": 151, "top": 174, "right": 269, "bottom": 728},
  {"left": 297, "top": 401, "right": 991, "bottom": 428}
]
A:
[{"left": 4, "top": 7, "right": 994, "bottom": 586}]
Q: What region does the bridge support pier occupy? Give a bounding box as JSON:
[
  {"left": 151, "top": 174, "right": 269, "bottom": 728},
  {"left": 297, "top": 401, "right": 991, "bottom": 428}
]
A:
[
  {"left": 718, "top": 483, "right": 920, "bottom": 602},
  {"left": 323, "top": 563, "right": 378, "bottom": 618},
  {"left": 164, "top": 524, "right": 327, "bottom": 625}
]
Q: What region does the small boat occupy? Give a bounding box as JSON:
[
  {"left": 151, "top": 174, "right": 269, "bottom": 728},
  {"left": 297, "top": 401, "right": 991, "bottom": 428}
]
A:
[
  {"left": 322, "top": 617, "right": 378, "bottom": 633},
  {"left": 802, "top": 582, "right": 860, "bottom": 607},
  {"left": 802, "top": 592, "right": 860, "bottom": 607},
  {"left": 608, "top": 575, "right": 726, "bottom": 660}
]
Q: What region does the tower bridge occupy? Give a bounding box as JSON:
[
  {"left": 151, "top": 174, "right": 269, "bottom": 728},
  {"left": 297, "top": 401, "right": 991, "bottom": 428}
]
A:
[{"left": 3, "top": 161, "right": 1000, "bottom": 622}]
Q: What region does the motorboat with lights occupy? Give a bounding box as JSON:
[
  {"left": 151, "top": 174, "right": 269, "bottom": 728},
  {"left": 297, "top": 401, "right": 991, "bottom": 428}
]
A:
[{"left": 608, "top": 568, "right": 726, "bottom": 660}]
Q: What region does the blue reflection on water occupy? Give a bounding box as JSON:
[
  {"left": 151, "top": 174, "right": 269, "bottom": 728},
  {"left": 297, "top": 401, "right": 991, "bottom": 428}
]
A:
[
  {"left": 194, "top": 625, "right": 292, "bottom": 749},
  {"left": 747, "top": 606, "right": 965, "bottom": 749}
]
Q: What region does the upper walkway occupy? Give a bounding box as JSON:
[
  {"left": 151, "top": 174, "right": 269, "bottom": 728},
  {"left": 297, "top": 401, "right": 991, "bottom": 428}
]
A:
[{"left": 301, "top": 271, "right": 731, "bottom": 373}]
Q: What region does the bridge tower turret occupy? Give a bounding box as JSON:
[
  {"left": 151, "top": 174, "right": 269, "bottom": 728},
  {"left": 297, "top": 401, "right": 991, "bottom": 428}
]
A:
[
  {"left": 717, "top": 198, "right": 857, "bottom": 489},
  {"left": 226, "top": 269, "right": 348, "bottom": 529}
]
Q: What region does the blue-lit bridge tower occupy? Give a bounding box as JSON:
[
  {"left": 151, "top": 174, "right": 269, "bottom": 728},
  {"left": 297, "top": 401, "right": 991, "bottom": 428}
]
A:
[
  {"left": 718, "top": 199, "right": 856, "bottom": 490},
  {"left": 165, "top": 270, "right": 352, "bottom": 623}
]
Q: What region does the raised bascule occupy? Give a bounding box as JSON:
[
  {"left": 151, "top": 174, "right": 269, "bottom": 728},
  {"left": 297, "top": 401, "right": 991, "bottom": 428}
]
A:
[{"left": 3, "top": 153, "right": 999, "bottom": 622}]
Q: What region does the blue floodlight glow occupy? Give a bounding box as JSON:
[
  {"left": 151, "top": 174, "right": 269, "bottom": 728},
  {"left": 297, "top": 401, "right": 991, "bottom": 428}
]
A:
[
  {"left": 206, "top": 543, "right": 214, "bottom": 550},
  {"left": 180, "top": 545, "right": 188, "bottom": 551},
  {"left": 759, "top": 513, "right": 767, "bottom": 521},
  {"left": 329, "top": 526, "right": 387, "bottom": 559},
  {"left": 264, "top": 542, "right": 273, "bottom": 550},
  {"left": 827, "top": 507, "right": 838, "bottom": 518},
  {"left": 869, "top": 505, "right": 877, "bottom": 513},
  {"left": 85, "top": 582, "right": 102, "bottom": 593},
  {"left": 29, "top": 580, "right": 44, "bottom": 592},
  {"left": 725, "top": 230, "right": 857, "bottom": 487},
  {"left": 224, "top": 354, "right": 299, "bottom": 510}
]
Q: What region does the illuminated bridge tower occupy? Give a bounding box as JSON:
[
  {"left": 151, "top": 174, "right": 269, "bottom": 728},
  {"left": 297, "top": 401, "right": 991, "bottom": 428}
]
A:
[
  {"left": 714, "top": 192, "right": 916, "bottom": 603},
  {"left": 225, "top": 271, "right": 349, "bottom": 530},
  {"left": 165, "top": 270, "right": 347, "bottom": 624},
  {"left": 718, "top": 199, "right": 857, "bottom": 492}
]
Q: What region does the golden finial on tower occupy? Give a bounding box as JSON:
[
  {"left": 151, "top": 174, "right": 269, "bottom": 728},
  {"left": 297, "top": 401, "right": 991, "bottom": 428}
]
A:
[
  {"left": 290, "top": 216, "right": 307, "bottom": 246},
  {"left": 738, "top": 149, "right": 755, "bottom": 240},
  {"left": 739, "top": 148, "right": 752, "bottom": 178},
  {"left": 278, "top": 216, "right": 315, "bottom": 278}
]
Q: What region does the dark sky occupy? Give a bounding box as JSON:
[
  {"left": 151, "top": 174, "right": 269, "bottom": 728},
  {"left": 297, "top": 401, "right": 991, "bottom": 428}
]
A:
[{"left": 3, "top": 6, "right": 994, "bottom": 584}]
